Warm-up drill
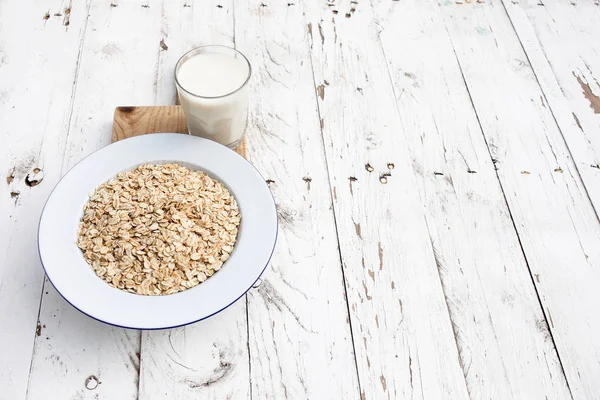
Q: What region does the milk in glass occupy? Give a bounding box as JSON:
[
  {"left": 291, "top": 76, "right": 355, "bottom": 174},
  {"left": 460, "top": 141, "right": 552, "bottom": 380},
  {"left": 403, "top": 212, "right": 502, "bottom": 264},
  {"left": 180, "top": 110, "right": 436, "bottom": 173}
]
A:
[{"left": 175, "top": 47, "right": 251, "bottom": 148}]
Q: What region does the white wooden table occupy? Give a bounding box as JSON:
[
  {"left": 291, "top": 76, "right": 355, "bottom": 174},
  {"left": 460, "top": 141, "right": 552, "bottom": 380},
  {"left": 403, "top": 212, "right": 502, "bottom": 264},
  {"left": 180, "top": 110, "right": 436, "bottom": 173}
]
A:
[{"left": 1, "top": 0, "right": 600, "bottom": 398}]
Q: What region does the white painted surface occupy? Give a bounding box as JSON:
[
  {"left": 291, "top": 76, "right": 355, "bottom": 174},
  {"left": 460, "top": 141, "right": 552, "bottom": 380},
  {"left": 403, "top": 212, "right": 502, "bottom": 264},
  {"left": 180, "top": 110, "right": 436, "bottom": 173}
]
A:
[
  {"left": 502, "top": 0, "right": 600, "bottom": 208},
  {"left": 438, "top": 0, "right": 600, "bottom": 398},
  {"left": 235, "top": 0, "right": 360, "bottom": 398},
  {"left": 306, "top": 2, "right": 469, "bottom": 398},
  {"left": 1, "top": 0, "right": 600, "bottom": 398},
  {"left": 374, "top": 0, "right": 570, "bottom": 398},
  {"left": 0, "top": 0, "right": 90, "bottom": 398}
]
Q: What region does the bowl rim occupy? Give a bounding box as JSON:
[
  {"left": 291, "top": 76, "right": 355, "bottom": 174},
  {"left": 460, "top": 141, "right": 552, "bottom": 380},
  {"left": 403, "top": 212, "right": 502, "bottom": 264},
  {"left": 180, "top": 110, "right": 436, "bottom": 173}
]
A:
[{"left": 38, "top": 133, "right": 278, "bottom": 330}]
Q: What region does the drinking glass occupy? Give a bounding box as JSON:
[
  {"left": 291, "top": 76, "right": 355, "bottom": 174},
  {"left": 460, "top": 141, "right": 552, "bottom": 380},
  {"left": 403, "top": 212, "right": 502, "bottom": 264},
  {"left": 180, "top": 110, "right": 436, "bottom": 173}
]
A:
[{"left": 175, "top": 46, "right": 252, "bottom": 148}]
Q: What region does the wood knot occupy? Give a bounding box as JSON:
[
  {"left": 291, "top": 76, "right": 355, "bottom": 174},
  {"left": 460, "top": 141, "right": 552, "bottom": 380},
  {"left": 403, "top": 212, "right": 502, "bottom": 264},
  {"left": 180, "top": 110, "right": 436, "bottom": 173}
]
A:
[
  {"left": 25, "top": 168, "right": 44, "bottom": 187},
  {"left": 379, "top": 172, "right": 391, "bottom": 184},
  {"left": 85, "top": 375, "right": 100, "bottom": 390},
  {"left": 302, "top": 176, "right": 312, "bottom": 190},
  {"left": 160, "top": 39, "right": 168, "bottom": 51},
  {"left": 118, "top": 106, "right": 135, "bottom": 113}
]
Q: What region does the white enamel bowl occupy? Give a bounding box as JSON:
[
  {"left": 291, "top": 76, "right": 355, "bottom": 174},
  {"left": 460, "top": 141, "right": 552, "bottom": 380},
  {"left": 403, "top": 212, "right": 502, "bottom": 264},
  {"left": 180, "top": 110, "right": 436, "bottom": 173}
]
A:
[{"left": 38, "top": 133, "right": 277, "bottom": 329}]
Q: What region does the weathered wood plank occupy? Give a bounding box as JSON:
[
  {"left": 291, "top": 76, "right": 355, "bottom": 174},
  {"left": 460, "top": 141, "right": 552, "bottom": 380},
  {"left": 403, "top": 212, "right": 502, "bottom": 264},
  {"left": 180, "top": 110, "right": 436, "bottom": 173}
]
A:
[
  {"left": 234, "top": 0, "right": 360, "bottom": 398},
  {"left": 139, "top": 303, "right": 250, "bottom": 400},
  {"left": 112, "top": 106, "right": 189, "bottom": 140},
  {"left": 110, "top": 105, "right": 247, "bottom": 157},
  {"left": 3, "top": 0, "right": 597, "bottom": 398},
  {"left": 501, "top": 0, "right": 600, "bottom": 208},
  {"left": 438, "top": 0, "right": 600, "bottom": 397},
  {"left": 137, "top": 1, "right": 252, "bottom": 399},
  {"left": 26, "top": 1, "right": 167, "bottom": 398},
  {"left": 306, "top": 1, "right": 469, "bottom": 398},
  {"left": 373, "top": 0, "right": 571, "bottom": 397},
  {"left": 0, "top": 0, "right": 90, "bottom": 398}
]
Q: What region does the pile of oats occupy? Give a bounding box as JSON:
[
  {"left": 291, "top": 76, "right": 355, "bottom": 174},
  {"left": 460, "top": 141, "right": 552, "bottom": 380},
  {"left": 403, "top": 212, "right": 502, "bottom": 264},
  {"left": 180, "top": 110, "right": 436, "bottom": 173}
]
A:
[{"left": 77, "top": 163, "right": 240, "bottom": 295}]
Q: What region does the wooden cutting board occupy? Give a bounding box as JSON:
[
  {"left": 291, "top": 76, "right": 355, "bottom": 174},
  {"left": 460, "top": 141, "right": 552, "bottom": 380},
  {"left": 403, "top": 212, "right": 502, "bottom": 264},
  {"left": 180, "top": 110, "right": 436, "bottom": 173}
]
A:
[{"left": 112, "top": 105, "right": 247, "bottom": 157}]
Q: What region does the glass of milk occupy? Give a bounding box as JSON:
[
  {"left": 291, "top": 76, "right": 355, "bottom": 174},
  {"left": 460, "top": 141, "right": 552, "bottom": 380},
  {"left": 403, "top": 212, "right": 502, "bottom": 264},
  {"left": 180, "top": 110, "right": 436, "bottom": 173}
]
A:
[{"left": 175, "top": 46, "right": 252, "bottom": 148}]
